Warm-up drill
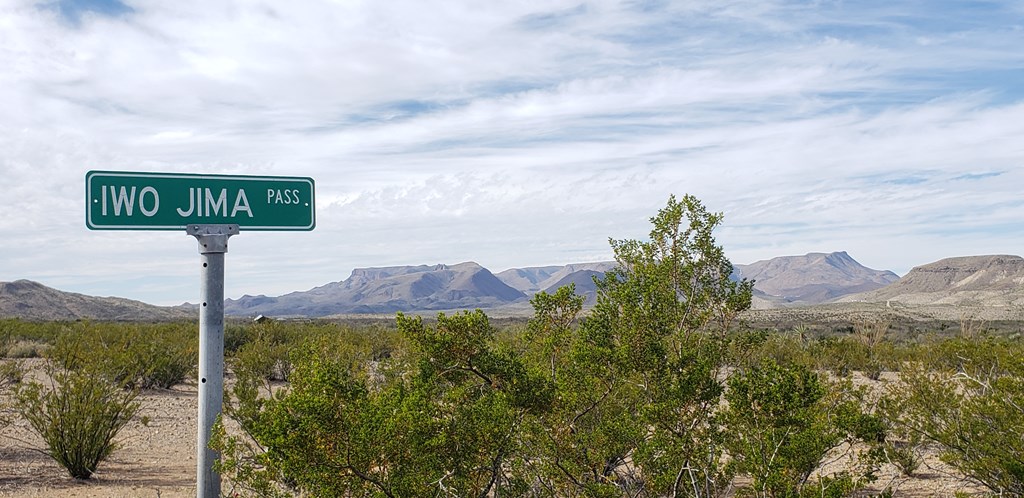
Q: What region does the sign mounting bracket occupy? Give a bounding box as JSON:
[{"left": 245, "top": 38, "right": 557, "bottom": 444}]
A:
[{"left": 187, "top": 224, "right": 240, "bottom": 253}]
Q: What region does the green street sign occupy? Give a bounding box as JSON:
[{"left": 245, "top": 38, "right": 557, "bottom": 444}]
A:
[{"left": 86, "top": 171, "right": 315, "bottom": 231}]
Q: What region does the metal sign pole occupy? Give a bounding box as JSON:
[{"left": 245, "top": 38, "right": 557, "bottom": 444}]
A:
[{"left": 188, "top": 224, "right": 238, "bottom": 498}]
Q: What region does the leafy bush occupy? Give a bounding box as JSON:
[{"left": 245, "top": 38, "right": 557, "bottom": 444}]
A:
[
  {"left": 216, "top": 310, "right": 552, "bottom": 497},
  {"left": 49, "top": 322, "right": 196, "bottom": 389},
  {"left": 0, "top": 360, "right": 22, "bottom": 388},
  {"left": 916, "top": 336, "right": 1022, "bottom": 375},
  {"left": 728, "top": 329, "right": 814, "bottom": 371},
  {"left": 4, "top": 339, "right": 48, "bottom": 358},
  {"left": 0, "top": 319, "right": 65, "bottom": 351},
  {"left": 723, "top": 360, "right": 884, "bottom": 498},
  {"left": 14, "top": 361, "right": 140, "bottom": 479},
  {"left": 811, "top": 337, "right": 871, "bottom": 377},
  {"left": 194, "top": 195, "right": 1021, "bottom": 497},
  {"left": 214, "top": 195, "right": 757, "bottom": 498},
  {"left": 881, "top": 435, "right": 923, "bottom": 477},
  {"left": 0, "top": 360, "right": 23, "bottom": 430},
  {"left": 131, "top": 331, "right": 197, "bottom": 389},
  {"left": 208, "top": 314, "right": 1024, "bottom": 497},
  {"left": 880, "top": 353, "right": 1024, "bottom": 495},
  {"left": 231, "top": 331, "right": 293, "bottom": 384},
  {"left": 521, "top": 285, "right": 647, "bottom": 497}
]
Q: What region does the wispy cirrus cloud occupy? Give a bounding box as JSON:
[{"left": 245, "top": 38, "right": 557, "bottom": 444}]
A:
[{"left": 1, "top": 0, "right": 1022, "bottom": 304}]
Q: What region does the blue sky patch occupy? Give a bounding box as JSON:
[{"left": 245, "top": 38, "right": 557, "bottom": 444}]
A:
[
  {"left": 954, "top": 171, "right": 1004, "bottom": 181},
  {"left": 516, "top": 3, "right": 589, "bottom": 31},
  {"left": 42, "top": 0, "right": 133, "bottom": 25}
]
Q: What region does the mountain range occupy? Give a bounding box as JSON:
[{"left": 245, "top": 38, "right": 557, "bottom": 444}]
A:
[{"left": 2, "top": 252, "right": 1022, "bottom": 320}]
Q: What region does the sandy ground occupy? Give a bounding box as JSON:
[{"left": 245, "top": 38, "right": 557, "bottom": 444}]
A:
[{"left": 0, "top": 363, "right": 989, "bottom": 497}]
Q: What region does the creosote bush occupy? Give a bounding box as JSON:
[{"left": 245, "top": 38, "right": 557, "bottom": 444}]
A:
[
  {"left": 216, "top": 310, "right": 550, "bottom": 497},
  {"left": 0, "top": 360, "right": 23, "bottom": 430},
  {"left": 49, "top": 321, "right": 197, "bottom": 390},
  {"left": 880, "top": 339, "right": 1024, "bottom": 496},
  {"left": 14, "top": 359, "right": 139, "bottom": 479},
  {"left": 0, "top": 360, "right": 22, "bottom": 388},
  {"left": 724, "top": 360, "right": 884, "bottom": 498}
]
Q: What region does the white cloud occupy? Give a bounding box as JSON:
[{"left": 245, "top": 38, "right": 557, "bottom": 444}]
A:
[{"left": 1, "top": 0, "right": 1022, "bottom": 304}]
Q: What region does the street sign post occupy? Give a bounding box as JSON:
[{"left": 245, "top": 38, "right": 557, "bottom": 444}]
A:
[
  {"left": 188, "top": 223, "right": 236, "bottom": 498},
  {"left": 85, "top": 170, "right": 315, "bottom": 498},
  {"left": 86, "top": 170, "right": 315, "bottom": 231}
]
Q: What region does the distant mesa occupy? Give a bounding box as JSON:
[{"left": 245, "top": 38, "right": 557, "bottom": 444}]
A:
[
  {"left": 223, "top": 261, "right": 527, "bottom": 317},
  {"left": 840, "top": 254, "right": 1024, "bottom": 307}
]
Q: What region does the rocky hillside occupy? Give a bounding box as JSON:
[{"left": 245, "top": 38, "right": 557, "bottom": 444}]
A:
[
  {"left": 496, "top": 262, "right": 615, "bottom": 293},
  {"left": 224, "top": 262, "right": 526, "bottom": 317},
  {"left": 840, "top": 255, "right": 1024, "bottom": 307},
  {"left": 496, "top": 262, "right": 616, "bottom": 304},
  {"left": 735, "top": 252, "right": 899, "bottom": 306},
  {"left": 0, "top": 280, "right": 192, "bottom": 321}
]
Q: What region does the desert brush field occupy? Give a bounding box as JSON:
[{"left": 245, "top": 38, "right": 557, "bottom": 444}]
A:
[{"left": 1, "top": 310, "right": 1020, "bottom": 498}]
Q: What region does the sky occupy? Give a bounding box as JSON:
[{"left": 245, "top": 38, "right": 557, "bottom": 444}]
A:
[{"left": 2, "top": 0, "right": 1023, "bottom": 306}]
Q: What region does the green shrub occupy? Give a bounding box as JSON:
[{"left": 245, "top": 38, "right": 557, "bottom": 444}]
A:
[
  {"left": 880, "top": 357, "right": 1024, "bottom": 495},
  {"left": 0, "top": 360, "right": 23, "bottom": 430},
  {"left": 229, "top": 322, "right": 298, "bottom": 386},
  {"left": 729, "top": 330, "right": 814, "bottom": 371},
  {"left": 217, "top": 311, "right": 551, "bottom": 497},
  {"left": 811, "top": 337, "right": 871, "bottom": 376},
  {"left": 48, "top": 322, "right": 196, "bottom": 390},
  {"left": 131, "top": 331, "right": 197, "bottom": 389},
  {"left": 14, "top": 361, "right": 140, "bottom": 479},
  {"left": 0, "top": 319, "right": 65, "bottom": 350},
  {"left": 5, "top": 339, "right": 48, "bottom": 358},
  {"left": 0, "top": 360, "right": 23, "bottom": 387},
  {"left": 232, "top": 336, "right": 292, "bottom": 384},
  {"left": 916, "top": 336, "right": 1022, "bottom": 376},
  {"left": 724, "top": 360, "right": 884, "bottom": 498},
  {"left": 224, "top": 323, "right": 256, "bottom": 355},
  {"left": 545, "top": 194, "right": 752, "bottom": 498},
  {"left": 883, "top": 437, "right": 923, "bottom": 477}
]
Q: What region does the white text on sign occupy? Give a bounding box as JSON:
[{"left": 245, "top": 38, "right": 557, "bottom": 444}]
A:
[{"left": 99, "top": 186, "right": 254, "bottom": 218}]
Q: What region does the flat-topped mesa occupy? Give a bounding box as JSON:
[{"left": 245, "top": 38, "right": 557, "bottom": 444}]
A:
[
  {"left": 840, "top": 254, "right": 1024, "bottom": 307},
  {"left": 891, "top": 255, "right": 1024, "bottom": 293},
  {"left": 224, "top": 261, "right": 524, "bottom": 317}
]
